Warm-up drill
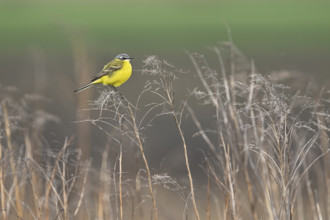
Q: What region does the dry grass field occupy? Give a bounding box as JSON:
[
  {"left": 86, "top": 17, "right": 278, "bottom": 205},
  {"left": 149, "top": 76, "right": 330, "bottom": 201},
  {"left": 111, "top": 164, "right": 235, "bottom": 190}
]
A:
[{"left": 0, "top": 42, "right": 329, "bottom": 219}]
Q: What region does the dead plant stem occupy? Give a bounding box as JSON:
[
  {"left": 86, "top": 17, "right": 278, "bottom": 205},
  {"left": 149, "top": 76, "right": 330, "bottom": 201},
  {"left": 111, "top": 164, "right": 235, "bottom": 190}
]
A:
[
  {"left": 2, "top": 103, "right": 22, "bottom": 218},
  {"left": 126, "top": 103, "right": 158, "bottom": 220}
]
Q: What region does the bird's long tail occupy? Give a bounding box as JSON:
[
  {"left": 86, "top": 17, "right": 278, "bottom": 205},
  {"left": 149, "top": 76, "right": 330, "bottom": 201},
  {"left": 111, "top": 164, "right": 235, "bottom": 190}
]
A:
[{"left": 74, "top": 82, "right": 94, "bottom": 93}]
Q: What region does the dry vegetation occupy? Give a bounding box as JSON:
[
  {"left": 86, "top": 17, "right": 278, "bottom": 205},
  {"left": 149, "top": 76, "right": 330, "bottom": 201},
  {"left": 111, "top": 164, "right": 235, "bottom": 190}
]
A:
[{"left": 0, "top": 43, "right": 329, "bottom": 220}]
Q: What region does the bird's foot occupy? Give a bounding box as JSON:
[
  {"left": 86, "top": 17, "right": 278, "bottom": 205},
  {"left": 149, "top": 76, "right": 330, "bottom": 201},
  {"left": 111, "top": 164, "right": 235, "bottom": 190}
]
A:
[
  {"left": 108, "top": 85, "right": 127, "bottom": 103},
  {"left": 108, "top": 85, "right": 118, "bottom": 92}
]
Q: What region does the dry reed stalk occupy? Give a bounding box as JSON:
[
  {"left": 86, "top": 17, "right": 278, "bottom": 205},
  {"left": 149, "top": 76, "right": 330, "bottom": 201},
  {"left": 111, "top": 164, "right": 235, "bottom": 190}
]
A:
[
  {"left": 152, "top": 62, "right": 200, "bottom": 220},
  {"left": 61, "top": 152, "right": 69, "bottom": 220},
  {"left": 2, "top": 102, "right": 23, "bottom": 218},
  {"left": 224, "top": 193, "right": 229, "bottom": 220},
  {"left": 186, "top": 52, "right": 227, "bottom": 218},
  {"left": 188, "top": 50, "right": 238, "bottom": 219},
  {"left": 98, "top": 144, "right": 111, "bottom": 220},
  {"left": 327, "top": 174, "right": 330, "bottom": 220},
  {"left": 220, "top": 133, "right": 238, "bottom": 220},
  {"left": 315, "top": 88, "right": 330, "bottom": 220},
  {"left": 314, "top": 189, "right": 323, "bottom": 220},
  {"left": 73, "top": 162, "right": 90, "bottom": 217},
  {"left": 126, "top": 104, "right": 158, "bottom": 220},
  {"left": 245, "top": 61, "right": 258, "bottom": 220},
  {"left": 305, "top": 171, "right": 319, "bottom": 220},
  {"left": 249, "top": 105, "right": 276, "bottom": 219},
  {"left": 0, "top": 122, "right": 7, "bottom": 220},
  {"left": 112, "top": 155, "right": 119, "bottom": 219},
  {"left": 44, "top": 137, "right": 72, "bottom": 219},
  {"left": 172, "top": 112, "right": 200, "bottom": 220},
  {"left": 119, "top": 121, "right": 124, "bottom": 220},
  {"left": 243, "top": 164, "right": 258, "bottom": 220},
  {"left": 24, "top": 132, "right": 42, "bottom": 220}
]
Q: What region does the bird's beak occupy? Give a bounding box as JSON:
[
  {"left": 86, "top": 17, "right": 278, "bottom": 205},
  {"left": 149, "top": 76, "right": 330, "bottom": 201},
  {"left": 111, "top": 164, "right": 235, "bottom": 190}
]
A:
[{"left": 128, "top": 57, "right": 133, "bottom": 60}]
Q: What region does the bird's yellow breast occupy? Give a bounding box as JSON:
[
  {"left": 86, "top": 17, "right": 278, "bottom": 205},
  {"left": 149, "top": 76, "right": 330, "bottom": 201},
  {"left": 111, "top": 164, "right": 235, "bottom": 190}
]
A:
[{"left": 96, "top": 60, "right": 132, "bottom": 87}]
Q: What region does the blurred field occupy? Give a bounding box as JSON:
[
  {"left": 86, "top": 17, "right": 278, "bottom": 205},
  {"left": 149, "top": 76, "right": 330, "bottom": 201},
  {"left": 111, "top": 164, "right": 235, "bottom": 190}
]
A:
[
  {"left": 0, "top": 0, "right": 330, "bottom": 219},
  {"left": 1, "top": 0, "right": 330, "bottom": 86},
  {"left": 1, "top": 0, "right": 330, "bottom": 51}
]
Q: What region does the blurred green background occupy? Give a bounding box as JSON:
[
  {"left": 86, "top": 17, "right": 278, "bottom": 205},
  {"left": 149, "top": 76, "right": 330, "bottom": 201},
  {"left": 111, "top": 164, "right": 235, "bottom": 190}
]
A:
[
  {"left": 0, "top": 0, "right": 329, "bottom": 160},
  {"left": 1, "top": 0, "right": 329, "bottom": 84}
]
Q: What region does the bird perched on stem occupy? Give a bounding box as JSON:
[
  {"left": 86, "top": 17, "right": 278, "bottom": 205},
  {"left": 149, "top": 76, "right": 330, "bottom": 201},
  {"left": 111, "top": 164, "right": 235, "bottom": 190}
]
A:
[{"left": 74, "top": 53, "right": 133, "bottom": 93}]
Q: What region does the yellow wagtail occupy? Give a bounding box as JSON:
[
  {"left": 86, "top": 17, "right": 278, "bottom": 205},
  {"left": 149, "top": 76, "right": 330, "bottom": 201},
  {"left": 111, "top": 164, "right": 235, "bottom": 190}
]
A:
[{"left": 74, "top": 53, "right": 133, "bottom": 93}]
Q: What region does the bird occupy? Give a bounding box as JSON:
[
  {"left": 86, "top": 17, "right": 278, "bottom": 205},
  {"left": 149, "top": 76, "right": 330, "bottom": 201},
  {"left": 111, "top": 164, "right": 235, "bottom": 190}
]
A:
[{"left": 74, "top": 53, "right": 133, "bottom": 93}]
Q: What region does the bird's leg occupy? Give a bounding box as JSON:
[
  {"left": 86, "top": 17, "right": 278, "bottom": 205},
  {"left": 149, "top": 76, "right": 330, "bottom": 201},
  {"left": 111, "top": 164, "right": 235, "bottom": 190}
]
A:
[
  {"left": 108, "top": 85, "right": 118, "bottom": 92},
  {"left": 108, "top": 85, "right": 126, "bottom": 103}
]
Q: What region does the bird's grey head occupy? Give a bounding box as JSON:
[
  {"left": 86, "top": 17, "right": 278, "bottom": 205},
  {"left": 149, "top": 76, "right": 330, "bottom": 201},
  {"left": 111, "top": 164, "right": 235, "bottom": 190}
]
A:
[{"left": 116, "top": 53, "right": 132, "bottom": 61}]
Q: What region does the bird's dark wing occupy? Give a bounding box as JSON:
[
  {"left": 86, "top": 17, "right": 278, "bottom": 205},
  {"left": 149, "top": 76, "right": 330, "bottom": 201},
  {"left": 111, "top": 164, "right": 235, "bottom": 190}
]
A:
[{"left": 91, "top": 59, "right": 123, "bottom": 82}]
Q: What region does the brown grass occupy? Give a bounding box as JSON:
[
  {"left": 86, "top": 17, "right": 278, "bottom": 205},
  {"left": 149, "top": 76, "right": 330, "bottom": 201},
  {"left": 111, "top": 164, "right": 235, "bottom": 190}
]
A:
[{"left": 0, "top": 42, "right": 329, "bottom": 219}]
